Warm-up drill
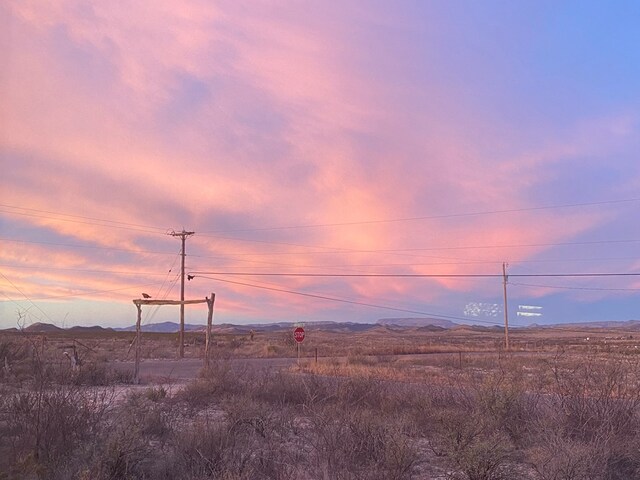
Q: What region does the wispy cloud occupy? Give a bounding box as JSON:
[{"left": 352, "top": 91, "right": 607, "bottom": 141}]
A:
[{"left": 2, "top": 1, "right": 639, "bottom": 326}]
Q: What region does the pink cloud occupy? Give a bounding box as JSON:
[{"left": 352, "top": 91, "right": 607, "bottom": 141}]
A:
[{"left": 2, "top": 1, "right": 638, "bottom": 326}]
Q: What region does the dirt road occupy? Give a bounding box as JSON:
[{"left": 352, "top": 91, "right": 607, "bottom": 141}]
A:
[
  {"left": 114, "top": 356, "right": 296, "bottom": 383},
  {"left": 114, "top": 350, "right": 548, "bottom": 384}
]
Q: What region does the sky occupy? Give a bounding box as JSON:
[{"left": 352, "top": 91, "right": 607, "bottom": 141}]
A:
[{"left": 1, "top": 1, "right": 639, "bottom": 329}]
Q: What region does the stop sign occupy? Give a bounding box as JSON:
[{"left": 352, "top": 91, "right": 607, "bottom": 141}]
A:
[{"left": 293, "top": 326, "right": 305, "bottom": 343}]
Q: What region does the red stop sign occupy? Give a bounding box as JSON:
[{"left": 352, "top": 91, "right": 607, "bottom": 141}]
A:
[{"left": 293, "top": 327, "right": 305, "bottom": 343}]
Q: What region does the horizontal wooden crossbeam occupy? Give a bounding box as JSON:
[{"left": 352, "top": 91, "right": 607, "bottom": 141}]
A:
[{"left": 132, "top": 298, "right": 208, "bottom": 306}]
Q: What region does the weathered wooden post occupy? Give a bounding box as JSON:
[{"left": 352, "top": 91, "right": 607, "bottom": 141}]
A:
[
  {"left": 204, "top": 293, "right": 215, "bottom": 368},
  {"left": 134, "top": 302, "right": 142, "bottom": 384}
]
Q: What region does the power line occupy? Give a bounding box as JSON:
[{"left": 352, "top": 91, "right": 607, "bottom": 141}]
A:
[
  {"left": 0, "top": 204, "right": 167, "bottom": 231},
  {"left": 192, "top": 256, "right": 640, "bottom": 269},
  {"left": 193, "top": 236, "right": 640, "bottom": 256},
  {"left": 0, "top": 207, "right": 167, "bottom": 234},
  {"left": 1, "top": 237, "right": 177, "bottom": 256},
  {"left": 0, "top": 295, "right": 48, "bottom": 325},
  {"left": 3, "top": 197, "right": 638, "bottom": 237},
  {"left": 511, "top": 282, "right": 640, "bottom": 292},
  {"left": 198, "top": 197, "right": 640, "bottom": 233},
  {"left": 0, "top": 271, "right": 54, "bottom": 323},
  {"left": 4, "top": 234, "right": 640, "bottom": 262},
  {"left": 0, "top": 281, "right": 172, "bottom": 301},
  {"left": 144, "top": 257, "right": 182, "bottom": 325},
  {"left": 188, "top": 271, "right": 640, "bottom": 278},
  {"left": 194, "top": 274, "right": 506, "bottom": 326},
  {"left": 0, "top": 263, "right": 178, "bottom": 276}
]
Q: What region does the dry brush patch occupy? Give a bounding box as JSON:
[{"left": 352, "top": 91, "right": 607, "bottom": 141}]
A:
[{"left": 3, "top": 334, "right": 640, "bottom": 480}]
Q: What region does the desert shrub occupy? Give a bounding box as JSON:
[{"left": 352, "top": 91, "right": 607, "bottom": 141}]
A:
[
  {"left": 221, "top": 396, "right": 299, "bottom": 479},
  {"left": 525, "top": 355, "right": 640, "bottom": 480},
  {"left": 470, "top": 365, "right": 536, "bottom": 448},
  {"left": 549, "top": 356, "right": 640, "bottom": 441},
  {"left": 253, "top": 370, "right": 333, "bottom": 407},
  {"left": 336, "top": 375, "right": 388, "bottom": 409},
  {"left": 89, "top": 422, "right": 153, "bottom": 480},
  {"left": 168, "top": 420, "right": 256, "bottom": 479},
  {"left": 176, "top": 360, "right": 239, "bottom": 408},
  {"left": 144, "top": 385, "right": 168, "bottom": 402},
  {"left": 71, "top": 361, "right": 134, "bottom": 386},
  {"left": 263, "top": 344, "right": 282, "bottom": 356},
  {"left": 305, "top": 404, "right": 417, "bottom": 480},
  {"left": 430, "top": 405, "right": 515, "bottom": 480},
  {"left": 346, "top": 353, "right": 379, "bottom": 366},
  {"left": 528, "top": 433, "right": 605, "bottom": 480},
  {"left": 121, "top": 389, "right": 174, "bottom": 442},
  {"left": 0, "top": 339, "right": 29, "bottom": 379},
  {"left": 444, "top": 432, "right": 515, "bottom": 480},
  {"left": 223, "top": 396, "right": 273, "bottom": 439},
  {"left": 281, "top": 331, "right": 296, "bottom": 349},
  {"left": 425, "top": 366, "right": 530, "bottom": 480},
  {"left": 1, "top": 384, "right": 113, "bottom": 478}
]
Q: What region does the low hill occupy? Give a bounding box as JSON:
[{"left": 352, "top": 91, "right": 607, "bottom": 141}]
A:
[
  {"left": 544, "top": 320, "right": 640, "bottom": 330},
  {"left": 451, "top": 324, "right": 503, "bottom": 333},
  {"left": 23, "top": 322, "right": 64, "bottom": 333},
  {"left": 377, "top": 317, "right": 457, "bottom": 328},
  {"left": 68, "top": 325, "right": 116, "bottom": 333},
  {"left": 416, "top": 325, "right": 447, "bottom": 332}
]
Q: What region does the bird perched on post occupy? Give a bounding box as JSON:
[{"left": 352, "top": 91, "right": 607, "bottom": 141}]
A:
[{"left": 142, "top": 293, "right": 151, "bottom": 299}]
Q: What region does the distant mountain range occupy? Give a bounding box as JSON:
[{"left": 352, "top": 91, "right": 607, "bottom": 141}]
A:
[
  {"left": 18, "top": 323, "right": 116, "bottom": 333},
  {"left": 3, "top": 318, "right": 639, "bottom": 334},
  {"left": 114, "top": 321, "right": 206, "bottom": 333}
]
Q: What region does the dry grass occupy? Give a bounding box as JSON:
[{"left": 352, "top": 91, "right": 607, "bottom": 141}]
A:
[{"left": 2, "top": 325, "right": 640, "bottom": 479}]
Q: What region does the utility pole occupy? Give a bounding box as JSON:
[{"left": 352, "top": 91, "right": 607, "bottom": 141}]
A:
[
  {"left": 502, "top": 262, "right": 510, "bottom": 351},
  {"left": 169, "top": 229, "right": 195, "bottom": 358}
]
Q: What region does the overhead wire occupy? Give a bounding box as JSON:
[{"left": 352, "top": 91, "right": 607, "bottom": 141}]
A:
[
  {"left": 3, "top": 197, "right": 638, "bottom": 237},
  {"left": 0, "top": 263, "right": 179, "bottom": 276},
  {"left": 143, "top": 253, "right": 182, "bottom": 325},
  {"left": 198, "top": 197, "right": 640, "bottom": 233},
  {"left": 0, "top": 270, "right": 55, "bottom": 323},
  {"left": 3, "top": 198, "right": 639, "bottom": 327},
  {"left": 0, "top": 210, "right": 165, "bottom": 235},
  {"left": 188, "top": 271, "right": 640, "bottom": 278},
  {"left": 1, "top": 237, "right": 177, "bottom": 256},
  {"left": 0, "top": 203, "right": 164, "bottom": 229},
  {"left": 193, "top": 274, "right": 507, "bottom": 326},
  {"left": 0, "top": 292, "right": 47, "bottom": 324},
  {"left": 510, "top": 282, "right": 640, "bottom": 292},
  {"left": 0, "top": 282, "right": 174, "bottom": 301}
]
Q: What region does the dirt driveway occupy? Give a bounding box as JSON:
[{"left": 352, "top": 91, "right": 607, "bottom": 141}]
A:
[
  {"left": 113, "top": 350, "right": 546, "bottom": 384},
  {"left": 114, "top": 356, "right": 297, "bottom": 383}
]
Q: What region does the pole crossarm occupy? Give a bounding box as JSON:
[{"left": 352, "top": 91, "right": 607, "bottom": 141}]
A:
[{"left": 132, "top": 298, "right": 208, "bottom": 306}]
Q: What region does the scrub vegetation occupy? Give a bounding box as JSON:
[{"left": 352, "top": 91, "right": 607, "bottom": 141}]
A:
[{"left": 1, "top": 326, "right": 640, "bottom": 479}]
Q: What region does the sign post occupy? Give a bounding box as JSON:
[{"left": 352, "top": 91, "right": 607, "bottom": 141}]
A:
[{"left": 294, "top": 326, "right": 305, "bottom": 364}]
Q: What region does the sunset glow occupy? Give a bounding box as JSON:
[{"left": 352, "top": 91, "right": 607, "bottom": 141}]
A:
[{"left": 2, "top": 1, "right": 639, "bottom": 328}]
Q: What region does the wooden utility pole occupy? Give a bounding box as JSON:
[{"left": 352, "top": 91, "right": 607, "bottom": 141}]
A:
[
  {"left": 204, "top": 293, "right": 215, "bottom": 368},
  {"left": 134, "top": 303, "right": 142, "bottom": 384},
  {"left": 502, "top": 262, "right": 510, "bottom": 351},
  {"left": 169, "top": 229, "right": 195, "bottom": 358}
]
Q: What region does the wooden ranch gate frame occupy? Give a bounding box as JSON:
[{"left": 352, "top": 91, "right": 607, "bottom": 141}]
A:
[{"left": 132, "top": 293, "right": 215, "bottom": 384}]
